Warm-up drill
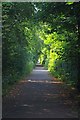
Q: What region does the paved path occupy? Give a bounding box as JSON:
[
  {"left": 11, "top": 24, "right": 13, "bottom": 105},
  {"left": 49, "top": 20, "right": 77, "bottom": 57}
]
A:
[{"left": 2, "top": 66, "right": 78, "bottom": 118}]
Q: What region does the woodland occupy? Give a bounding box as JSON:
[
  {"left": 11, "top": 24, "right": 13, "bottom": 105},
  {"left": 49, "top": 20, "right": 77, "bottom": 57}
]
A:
[{"left": 2, "top": 2, "right": 80, "bottom": 95}]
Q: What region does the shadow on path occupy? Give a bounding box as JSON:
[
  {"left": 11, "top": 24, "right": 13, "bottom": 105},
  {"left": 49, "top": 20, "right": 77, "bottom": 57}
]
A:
[{"left": 2, "top": 65, "right": 78, "bottom": 118}]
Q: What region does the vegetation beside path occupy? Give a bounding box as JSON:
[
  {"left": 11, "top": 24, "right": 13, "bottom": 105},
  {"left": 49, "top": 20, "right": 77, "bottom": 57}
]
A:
[{"left": 2, "top": 2, "right": 80, "bottom": 97}]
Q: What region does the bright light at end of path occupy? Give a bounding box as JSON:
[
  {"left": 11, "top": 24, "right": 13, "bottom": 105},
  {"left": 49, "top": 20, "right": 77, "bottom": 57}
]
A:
[{"left": 33, "top": 69, "right": 49, "bottom": 72}]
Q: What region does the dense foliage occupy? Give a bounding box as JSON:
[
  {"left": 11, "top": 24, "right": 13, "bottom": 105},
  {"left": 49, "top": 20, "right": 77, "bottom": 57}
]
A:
[
  {"left": 2, "top": 3, "right": 42, "bottom": 94},
  {"left": 36, "top": 2, "right": 80, "bottom": 87},
  {"left": 2, "top": 2, "right": 80, "bottom": 94}
]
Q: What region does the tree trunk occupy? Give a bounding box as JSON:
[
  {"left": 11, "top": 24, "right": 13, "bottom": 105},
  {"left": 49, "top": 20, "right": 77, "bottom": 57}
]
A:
[{"left": 73, "top": 2, "right": 80, "bottom": 92}]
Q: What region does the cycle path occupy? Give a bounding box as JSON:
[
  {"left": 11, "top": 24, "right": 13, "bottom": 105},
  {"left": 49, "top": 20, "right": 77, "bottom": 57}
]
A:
[{"left": 2, "top": 66, "right": 78, "bottom": 118}]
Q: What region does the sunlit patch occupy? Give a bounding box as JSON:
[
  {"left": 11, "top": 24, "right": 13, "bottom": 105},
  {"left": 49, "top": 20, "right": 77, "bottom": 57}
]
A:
[
  {"left": 19, "top": 79, "right": 63, "bottom": 85},
  {"left": 71, "top": 87, "right": 75, "bottom": 90},
  {"left": 43, "top": 108, "right": 50, "bottom": 112},
  {"left": 21, "top": 104, "right": 34, "bottom": 107},
  {"left": 27, "top": 80, "right": 63, "bottom": 84},
  {"left": 20, "top": 80, "right": 28, "bottom": 83},
  {"left": 45, "top": 93, "right": 60, "bottom": 98},
  {"left": 46, "top": 93, "right": 58, "bottom": 96},
  {"left": 51, "top": 81, "right": 63, "bottom": 84},
  {"left": 64, "top": 100, "right": 73, "bottom": 105},
  {"left": 28, "top": 80, "right": 32, "bottom": 82}
]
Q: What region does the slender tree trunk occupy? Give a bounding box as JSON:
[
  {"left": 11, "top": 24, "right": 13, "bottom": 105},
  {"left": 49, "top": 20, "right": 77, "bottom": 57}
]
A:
[
  {"left": 73, "top": 2, "right": 80, "bottom": 119},
  {"left": 73, "top": 2, "right": 80, "bottom": 92}
]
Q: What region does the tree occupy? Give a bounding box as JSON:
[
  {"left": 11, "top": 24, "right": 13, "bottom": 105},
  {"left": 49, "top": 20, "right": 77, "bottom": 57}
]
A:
[
  {"left": 34, "top": 2, "right": 79, "bottom": 89},
  {"left": 2, "top": 2, "right": 42, "bottom": 94}
]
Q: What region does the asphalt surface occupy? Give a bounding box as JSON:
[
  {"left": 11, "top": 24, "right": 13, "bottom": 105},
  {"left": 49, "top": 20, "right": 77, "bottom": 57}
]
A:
[{"left": 2, "top": 66, "right": 78, "bottom": 118}]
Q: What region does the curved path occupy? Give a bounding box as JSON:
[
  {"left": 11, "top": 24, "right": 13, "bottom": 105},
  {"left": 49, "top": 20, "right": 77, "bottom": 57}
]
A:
[{"left": 2, "top": 66, "right": 78, "bottom": 118}]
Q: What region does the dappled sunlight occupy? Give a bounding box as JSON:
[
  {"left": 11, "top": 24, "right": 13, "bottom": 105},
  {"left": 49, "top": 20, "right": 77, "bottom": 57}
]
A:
[
  {"left": 21, "top": 104, "right": 34, "bottom": 107},
  {"left": 27, "top": 80, "right": 63, "bottom": 84},
  {"left": 44, "top": 93, "right": 67, "bottom": 99},
  {"left": 46, "top": 93, "right": 59, "bottom": 96},
  {"left": 3, "top": 2, "right": 79, "bottom": 118},
  {"left": 20, "top": 79, "right": 63, "bottom": 84}
]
